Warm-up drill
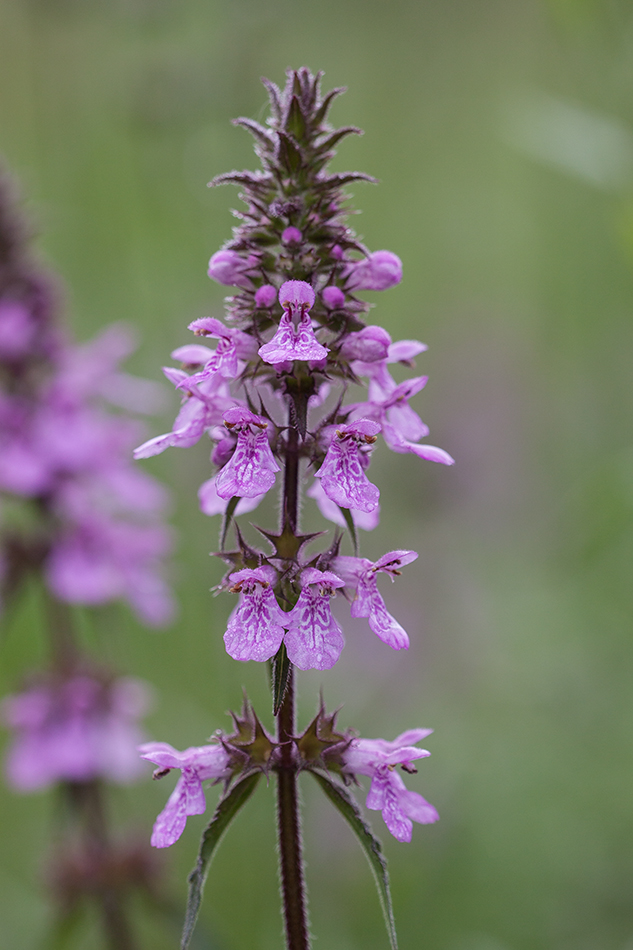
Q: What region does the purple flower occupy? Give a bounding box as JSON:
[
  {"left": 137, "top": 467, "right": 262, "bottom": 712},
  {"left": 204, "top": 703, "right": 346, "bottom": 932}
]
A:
[
  {"left": 224, "top": 567, "right": 285, "bottom": 662},
  {"left": 0, "top": 301, "right": 35, "bottom": 359},
  {"left": 321, "top": 286, "right": 346, "bottom": 310},
  {"left": 306, "top": 479, "right": 380, "bottom": 532},
  {"left": 339, "top": 325, "right": 391, "bottom": 363},
  {"left": 198, "top": 476, "right": 265, "bottom": 518},
  {"left": 3, "top": 676, "right": 150, "bottom": 791},
  {"left": 333, "top": 550, "right": 418, "bottom": 650},
  {"left": 46, "top": 514, "right": 174, "bottom": 627},
  {"left": 207, "top": 249, "right": 254, "bottom": 288},
  {"left": 254, "top": 284, "right": 277, "bottom": 308},
  {"left": 343, "top": 250, "right": 402, "bottom": 292},
  {"left": 314, "top": 419, "right": 381, "bottom": 513},
  {"left": 176, "top": 318, "right": 257, "bottom": 389},
  {"left": 349, "top": 343, "right": 455, "bottom": 467},
  {"left": 215, "top": 407, "right": 280, "bottom": 499},
  {"left": 258, "top": 280, "right": 328, "bottom": 365},
  {"left": 281, "top": 226, "right": 302, "bottom": 244},
  {"left": 134, "top": 370, "right": 235, "bottom": 459},
  {"left": 283, "top": 568, "right": 345, "bottom": 671},
  {"left": 139, "top": 741, "right": 231, "bottom": 848},
  {"left": 340, "top": 730, "right": 438, "bottom": 842}
]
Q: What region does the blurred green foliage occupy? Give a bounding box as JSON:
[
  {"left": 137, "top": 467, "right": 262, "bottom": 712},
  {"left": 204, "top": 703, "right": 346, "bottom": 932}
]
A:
[{"left": 1, "top": 0, "right": 633, "bottom": 948}]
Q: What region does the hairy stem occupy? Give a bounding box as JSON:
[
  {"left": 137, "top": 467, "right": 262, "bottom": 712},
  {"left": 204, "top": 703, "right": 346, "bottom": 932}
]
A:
[{"left": 275, "top": 408, "right": 310, "bottom": 950}]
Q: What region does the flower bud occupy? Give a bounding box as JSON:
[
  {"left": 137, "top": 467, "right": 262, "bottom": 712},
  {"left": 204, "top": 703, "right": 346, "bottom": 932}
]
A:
[
  {"left": 340, "top": 325, "right": 391, "bottom": 362},
  {"left": 281, "top": 226, "right": 302, "bottom": 245},
  {"left": 344, "top": 250, "right": 402, "bottom": 291},
  {"left": 254, "top": 284, "right": 277, "bottom": 308},
  {"left": 207, "top": 249, "right": 252, "bottom": 288},
  {"left": 321, "top": 286, "right": 345, "bottom": 309}
]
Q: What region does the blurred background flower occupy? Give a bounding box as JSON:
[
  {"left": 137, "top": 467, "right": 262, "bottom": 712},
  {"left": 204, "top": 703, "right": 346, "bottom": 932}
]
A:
[{"left": 1, "top": 1, "right": 633, "bottom": 948}]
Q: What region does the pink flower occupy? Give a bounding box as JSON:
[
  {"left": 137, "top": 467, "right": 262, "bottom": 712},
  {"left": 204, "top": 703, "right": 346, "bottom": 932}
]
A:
[
  {"left": 215, "top": 407, "right": 280, "bottom": 499},
  {"left": 281, "top": 226, "right": 302, "bottom": 244},
  {"left": 254, "top": 284, "right": 277, "bottom": 308},
  {"left": 258, "top": 280, "right": 328, "bottom": 365},
  {"left": 176, "top": 318, "right": 257, "bottom": 389},
  {"left": 333, "top": 550, "right": 418, "bottom": 650},
  {"left": 340, "top": 730, "right": 438, "bottom": 842},
  {"left": 321, "top": 286, "right": 345, "bottom": 310},
  {"left": 343, "top": 250, "right": 402, "bottom": 292},
  {"left": 134, "top": 370, "right": 235, "bottom": 459},
  {"left": 283, "top": 569, "right": 345, "bottom": 671},
  {"left": 224, "top": 567, "right": 286, "bottom": 662},
  {"left": 314, "top": 419, "right": 381, "bottom": 513},
  {"left": 349, "top": 341, "right": 455, "bottom": 467},
  {"left": 207, "top": 249, "right": 254, "bottom": 288},
  {"left": 3, "top": 676, "right": 150, "bottom": 791},
  {"left": 0, "top": 301, "right": 35, "bottom": 359},
  {"left": 139, "top": 741, "right": 231, "bottom": 848},
  {"left": 339, "top": 325, "right": 391, "bottom": 363},
  {"left": 198, "top": 476, "right": 265, "bottom": 518},
  {"left": 306, "top": 479, "right": 380, "bottom": 532}
]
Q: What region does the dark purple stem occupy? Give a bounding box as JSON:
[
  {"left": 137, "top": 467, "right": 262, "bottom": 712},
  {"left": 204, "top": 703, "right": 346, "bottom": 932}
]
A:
[
  {"left": 275, "top": 408, "right": 310, "bottom": 950},
  {"left": 67, "top": 781, "right": 137, "bottom": 950}
]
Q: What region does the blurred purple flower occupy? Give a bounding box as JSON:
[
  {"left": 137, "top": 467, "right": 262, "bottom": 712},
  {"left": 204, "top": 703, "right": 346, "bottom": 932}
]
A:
[{"left": 3, "top": 675, "right": 150, "bottom": 791}]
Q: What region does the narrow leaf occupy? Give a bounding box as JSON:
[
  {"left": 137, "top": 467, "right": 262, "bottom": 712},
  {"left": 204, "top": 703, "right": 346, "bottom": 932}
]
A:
[
  {"left": 208, "top": 171, "right": 271, "bottom": 191},
  {"left": 181, "top": 773, "right": 262, "bottom": 950},
  {"left": 339, "top": 506, "right": 359, "bottom": 556},
  {"left": 315, "top": 172, "right": 379, "bottom": 189},
  {"left": 261, "top": 76, "right": 282, "bottom": 122},
  {"left": 313, "top": 87, "right": 347, "bottom": 126},
  {"left": 286, "top": 95, "right": 307, "bottom": 143},
  {"left": 272, "top": 643, "right": 291, "bottom": 715},
  {"left": 315, "top": 126, "right": 363, "bottom": 154},
  {"left": 220, "top": 496, "right": 240, "bottom": 551},
  {"left": 232, "top": 117, "right": 275, "bottom": 152},
  {"left": 309, "top": 771, "right": 398, "bottom": 950}
]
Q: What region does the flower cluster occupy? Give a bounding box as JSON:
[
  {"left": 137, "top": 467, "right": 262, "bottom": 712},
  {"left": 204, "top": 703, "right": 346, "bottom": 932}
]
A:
[
  {"left": 0, "top": 175, "right": 174, "bottom": 624},
  {"left": 136, "top": 69, "right": 453, "bottom": 666},
  {"left": 3, "top": 673, "right": 150, "bottom": 791},
  {"left": 137, "top": 68, "right": 445, "bottom": 872},
  {"left": 140, "top": 700, "right": 437, "bottom": 847}
]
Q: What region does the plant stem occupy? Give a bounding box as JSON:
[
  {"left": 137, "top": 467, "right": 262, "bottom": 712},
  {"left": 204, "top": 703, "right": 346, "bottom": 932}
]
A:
[
  {"left": 275, "top": 407, "right": 310, "bottom": 950},
  {"left": 276, "top": 670, "right": 310, "bottom": 950},
  {"left": 68, "top": 781, "right": 137, "bottom": 950}
]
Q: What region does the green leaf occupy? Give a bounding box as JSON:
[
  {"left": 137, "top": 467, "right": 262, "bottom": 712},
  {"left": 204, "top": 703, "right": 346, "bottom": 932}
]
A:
[
  {"left": 286, "top": 95, "right": 307, "bottom": 143},
  {"left": 220, "top": 496, "right": 240, "bottom": 551},
  {"left": 272, "top": 643, "right": 291, "bottom": 714},
  {"left": 309, "top": 771, "right": 398, "bottom": 950},
  {"left": 181, "top": 773, "right": 262, "bottom": 950},
  {"left": 340, "top": 506, "right": 359, "bottom": 556}
]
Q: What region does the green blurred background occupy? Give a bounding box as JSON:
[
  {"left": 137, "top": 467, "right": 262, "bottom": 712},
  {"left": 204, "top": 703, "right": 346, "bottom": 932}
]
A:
[{"left": 1, "top": 0, "right": 633, "bottom": 948}]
